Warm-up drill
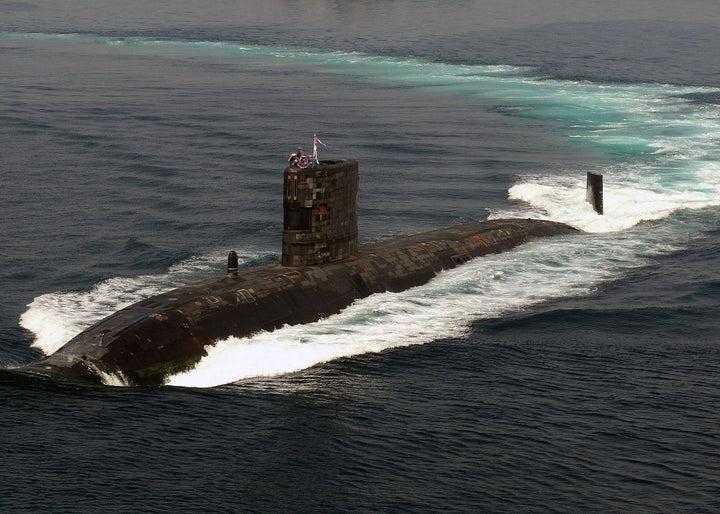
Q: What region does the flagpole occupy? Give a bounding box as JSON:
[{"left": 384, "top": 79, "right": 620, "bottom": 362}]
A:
[
  {"left": 313, "top": 133, "right": 318, "bottom": 164},
  {"left": 312, "top": 133, "right": 325, "bottom": 165}
]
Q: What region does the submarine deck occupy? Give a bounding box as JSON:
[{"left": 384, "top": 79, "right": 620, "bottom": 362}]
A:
[{"left": 32, "top": 218, "right": 578, "bottom": 384}]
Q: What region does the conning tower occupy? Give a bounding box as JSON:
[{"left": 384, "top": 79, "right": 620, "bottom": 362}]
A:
[{"left": 282, "top": 159, "right": 359, "bottom": 267}]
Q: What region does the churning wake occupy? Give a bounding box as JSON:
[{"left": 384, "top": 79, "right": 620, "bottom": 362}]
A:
[{"left": 10, "top": 32, "right": 719, "bottom": 386}]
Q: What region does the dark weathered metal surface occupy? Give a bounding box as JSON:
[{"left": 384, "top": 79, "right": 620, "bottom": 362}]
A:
[
  {"left": 586, "top": 172, "right": 604, "bottom": 215},
  {"left": 282, "top": 159, "right": 359, "bottom": 266},
  {"left": 30, "top": 218, "right": 578, "bottom": 385}
]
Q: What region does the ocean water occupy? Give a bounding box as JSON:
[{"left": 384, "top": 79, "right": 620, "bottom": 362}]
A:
[{"left": 2, "top": 1, "right": 720, "bottom": 511}]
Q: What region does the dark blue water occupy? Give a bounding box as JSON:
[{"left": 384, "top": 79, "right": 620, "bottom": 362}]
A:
[{"left": 2, "top": 1, "right": 719, "bottom": 511}]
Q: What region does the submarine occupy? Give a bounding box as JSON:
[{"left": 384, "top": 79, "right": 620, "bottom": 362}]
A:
[{"left": 28, "top": 158, "right": 578, "bottom": 385}]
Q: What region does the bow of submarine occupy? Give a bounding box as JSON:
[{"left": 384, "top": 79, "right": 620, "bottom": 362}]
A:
[{"left": 29, "top": 287, "right": 210, "bottom": 385}]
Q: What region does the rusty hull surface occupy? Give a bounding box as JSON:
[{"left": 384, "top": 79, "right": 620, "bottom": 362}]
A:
[{"left": 30, "top": 219, "right": 578, "bottom": 385}]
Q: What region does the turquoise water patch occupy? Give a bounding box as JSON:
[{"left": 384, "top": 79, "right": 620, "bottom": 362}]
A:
[
  {"left": 3, "top": 31, "right": 719, "bottom": 228},
  {"left": 3, "top": 32, "right": 716, "bottom": 159}
]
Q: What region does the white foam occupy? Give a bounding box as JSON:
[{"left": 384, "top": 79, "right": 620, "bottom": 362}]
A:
[
  {"left": 488, "top": 140, "right": 720, "bottom": 234},
  {"left": 167, "top": 234, "right": 646, "bottom": 388},
  {"left": 20, "top": 249, "right": 272, "bottom": 356}
]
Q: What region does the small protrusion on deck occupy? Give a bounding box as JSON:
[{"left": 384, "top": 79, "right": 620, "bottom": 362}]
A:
[
  {"left": 227, "top": 251, "right": 239, "bottom": 275},
  {"left": 586, "top": 172, "right": 604, "bottom": 215}
]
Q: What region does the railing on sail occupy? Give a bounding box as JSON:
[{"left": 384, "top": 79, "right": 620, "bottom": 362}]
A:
[{"left": 288, "top": 133, "right": 326, "bottom": 169}]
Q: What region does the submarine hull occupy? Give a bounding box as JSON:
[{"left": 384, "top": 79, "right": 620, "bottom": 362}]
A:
[{"left": 29, "top": 219, "right": 578, "bottom": 385}]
